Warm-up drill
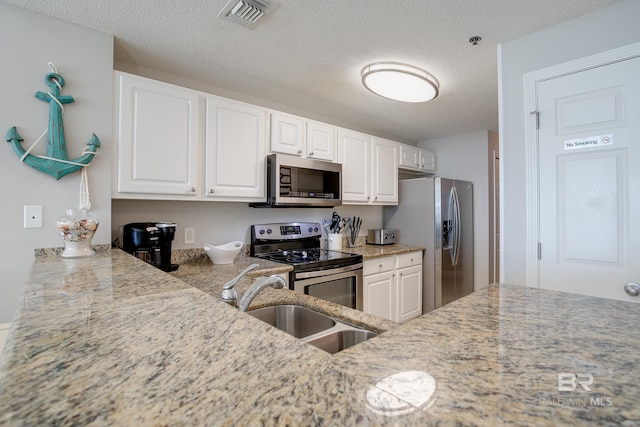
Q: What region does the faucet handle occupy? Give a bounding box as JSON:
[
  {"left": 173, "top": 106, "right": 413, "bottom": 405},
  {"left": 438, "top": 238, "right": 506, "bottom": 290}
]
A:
[
  {"left": 221, "top": 263, "right": 260, "bottom": 305},
  {"left": 223, "top": 263, "right": 260, "bottom": 290}
]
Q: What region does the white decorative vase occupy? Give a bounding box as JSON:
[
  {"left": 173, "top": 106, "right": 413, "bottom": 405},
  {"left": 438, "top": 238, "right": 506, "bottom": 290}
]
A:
[{"left": 55, "top": 209, "right": 99, "bottom": 258}]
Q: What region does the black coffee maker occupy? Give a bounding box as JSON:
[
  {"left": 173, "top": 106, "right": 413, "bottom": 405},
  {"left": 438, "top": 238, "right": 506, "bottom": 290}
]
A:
[{"left": 121, "top": 222, "right": 179, "bottom": 272}]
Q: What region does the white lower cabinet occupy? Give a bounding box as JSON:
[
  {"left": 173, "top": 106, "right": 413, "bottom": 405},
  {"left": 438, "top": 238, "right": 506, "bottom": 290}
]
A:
[{"left": 363, "top": 251, "right": 423, "bottom": 323}]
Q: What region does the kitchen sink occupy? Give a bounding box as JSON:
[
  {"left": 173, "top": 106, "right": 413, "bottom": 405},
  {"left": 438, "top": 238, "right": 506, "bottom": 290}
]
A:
[
  {"left": 305, "top": 329, "right": 378, "bottom": 354},
  {"left": 247, "top": 304, "right": 377, "bottom": 353},
  {"left": 247, "top": 304, "right": 336, "bottom": 338}
]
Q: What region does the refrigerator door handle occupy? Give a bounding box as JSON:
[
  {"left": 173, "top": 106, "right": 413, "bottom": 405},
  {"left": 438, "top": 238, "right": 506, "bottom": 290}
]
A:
[{"left": 451, "top": 186, "right": 461, "bottom": 267}]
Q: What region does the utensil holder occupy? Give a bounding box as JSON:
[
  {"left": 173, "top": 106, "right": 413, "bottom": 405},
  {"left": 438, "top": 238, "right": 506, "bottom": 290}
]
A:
[
  {"left": 328, "top": 233, "right": 342, "bottom": 250},
  {"left": 347, "top": 232, "right": 358, "bottom": 248}
]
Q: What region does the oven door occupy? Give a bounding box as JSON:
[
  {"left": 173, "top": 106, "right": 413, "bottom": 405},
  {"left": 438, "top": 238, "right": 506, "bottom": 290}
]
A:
[{"left": 292, "top": 263, "right": 363, "bottom": 310}]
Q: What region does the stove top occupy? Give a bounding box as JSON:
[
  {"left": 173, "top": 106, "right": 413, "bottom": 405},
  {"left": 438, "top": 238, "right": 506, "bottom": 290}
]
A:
[{"left": 250, "top": 222, "right": 362, "bottom": 271}]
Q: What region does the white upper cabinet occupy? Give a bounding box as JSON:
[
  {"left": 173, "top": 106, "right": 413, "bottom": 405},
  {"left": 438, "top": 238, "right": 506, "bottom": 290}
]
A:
[
  {"left": 205, "top": 96, "right": 266, "bottom": 201},
  {"left": 306, "top": 120, "right": 336, "bottom": 161},
  {"left": 399, "top": 144, "right": 420, "bottom": 170},
  {"left": 398, "top": 143, "right": 437, "bottom": 173},
  {"left": 114, "top": 72, "right": 202, "bottom": 196},
  {"left": 419, "top": 149, "right": 437, "bottom": 172},
  {"left": 270, "top": 112, "right": 304, "bottom": 156},
  {"left": 371, "top": 137, "right": 398, "bottom": 205},
  {"left": 338, "top": 128, "right": 371, "bottom": 203},
  {"left": 269, "top": 112, "right": 336, "bottom": 161},
  {"left": 338, "top": 129, "right": 398, "bottom": 205},
  {"left": 114, "top": 72, "right": 266, "bottom": 202}
]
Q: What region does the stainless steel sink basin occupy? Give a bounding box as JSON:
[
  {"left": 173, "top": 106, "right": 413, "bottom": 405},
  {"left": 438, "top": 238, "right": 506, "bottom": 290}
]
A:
[
  {"left": 248, "top": 304, "right": 336, "bottom": 338},
  {"left": 305, "top": 329, "right": 378, "bottom": 354}
]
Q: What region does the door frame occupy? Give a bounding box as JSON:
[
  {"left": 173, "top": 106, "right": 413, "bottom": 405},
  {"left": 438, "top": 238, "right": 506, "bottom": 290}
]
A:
[{"left": 523, "top": 42, "right": 640, "bottom": 288}]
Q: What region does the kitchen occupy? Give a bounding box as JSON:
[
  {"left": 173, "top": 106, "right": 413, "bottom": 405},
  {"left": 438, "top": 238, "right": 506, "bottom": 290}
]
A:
[{"left": 1, "top": 1, "right": 640, "bottom": 425}]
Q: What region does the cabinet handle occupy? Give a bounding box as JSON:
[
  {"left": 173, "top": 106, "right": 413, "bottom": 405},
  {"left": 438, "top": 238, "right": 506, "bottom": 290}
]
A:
[
  {"left": 190, "top": 187, "right": 196, "bottom": 193},
  {"left": 309, "top": 151, "right": 314, "bottom": 156},
  {"left": 375, "top": 196, "right": 378, "bottom": 201},
  {"left": 209, "top": 189, "right": 215, "bottom": 194},
  {"left": 297, "top": 149, "right": 303, "bottom": 155}
]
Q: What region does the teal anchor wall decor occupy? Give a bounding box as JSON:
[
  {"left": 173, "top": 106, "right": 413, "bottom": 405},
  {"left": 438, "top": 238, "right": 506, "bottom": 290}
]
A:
[{"left": 6, "top": 63, "right": 100, "bottom": 180}]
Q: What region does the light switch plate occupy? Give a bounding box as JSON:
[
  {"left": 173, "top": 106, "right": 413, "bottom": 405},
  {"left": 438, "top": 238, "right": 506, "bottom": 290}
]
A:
[{"left": 24, "top": 205, "right": 43, "bottom": 228}]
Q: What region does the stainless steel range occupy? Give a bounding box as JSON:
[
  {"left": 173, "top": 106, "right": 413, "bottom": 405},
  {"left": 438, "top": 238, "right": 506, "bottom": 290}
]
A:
[{"left": 250, "top": 222, "right": 363, "bottom": 310}]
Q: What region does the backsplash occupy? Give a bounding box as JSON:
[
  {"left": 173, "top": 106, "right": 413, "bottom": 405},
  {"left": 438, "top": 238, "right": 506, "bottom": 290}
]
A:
[{"left": 111, "top": 199, "right": 383, "bottom": 251}]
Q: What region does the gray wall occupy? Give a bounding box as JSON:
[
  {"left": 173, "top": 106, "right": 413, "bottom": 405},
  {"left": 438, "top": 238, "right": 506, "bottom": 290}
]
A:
[
  {"left": 0, "top": 4, "right": 113, "bottom": 323},
  {"left": 418, "top": 130, "right": 496, "bottom": 289},
  {"left": 499, "top": 0, "right": 640, "bottom": 285},
  {"left": 112, "top": 200, "right": 382, "bottom": 250}
]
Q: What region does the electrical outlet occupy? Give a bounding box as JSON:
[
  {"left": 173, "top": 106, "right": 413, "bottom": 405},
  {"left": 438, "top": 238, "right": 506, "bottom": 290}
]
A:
[
  {"left": 184, "top": 227, "right": 195, "bottom": 244},
  {"left": 24, "top": 205, "right": 43, "bottom": 228}
]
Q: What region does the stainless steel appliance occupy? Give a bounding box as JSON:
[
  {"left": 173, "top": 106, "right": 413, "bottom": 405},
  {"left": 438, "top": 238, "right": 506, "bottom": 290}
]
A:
[
  {"left": 121, "top": 222, "right": 179, "bottom": 272},
  {"left": 250, "top": 154, "right": 342, "bottom": 208},
  {"left": 384, "top": 177, "right": 474, "bottom": 312},
  {"left": 366, "top": 228, "right": 396, "bottom": 245},
  {"left": 250, "top": 222, "right": 363, "bottom": 309}
]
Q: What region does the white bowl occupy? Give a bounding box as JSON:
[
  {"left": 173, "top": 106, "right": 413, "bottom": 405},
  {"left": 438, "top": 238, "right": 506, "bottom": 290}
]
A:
[{"left": 203, "top": 241, "right": 243, "bottom": 264}]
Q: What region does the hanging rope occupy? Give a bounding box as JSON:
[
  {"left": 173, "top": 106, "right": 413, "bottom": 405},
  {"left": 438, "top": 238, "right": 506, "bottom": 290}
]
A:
[{"left": 79, "top": 167, "right": 91, "bottom": 211}]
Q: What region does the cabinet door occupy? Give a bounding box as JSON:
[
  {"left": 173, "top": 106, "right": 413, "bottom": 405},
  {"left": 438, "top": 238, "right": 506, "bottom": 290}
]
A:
[
  {"left": 338, "top": 128, "right": 371, "bottom": 203},
  {"left": 116, "top": 72, "right": 201, "bottom": 196},
  {"left": 205, "top": 96, "right": 266, "bottom": 201},
  {"left": 371, "top": 137, "right": 398, "bottom": 204},
  {"left": 270, "top": 112, "right": 304, "bottom": 156},
  {"left": 419, "top": 149, "right": 437, "bottom": 172},
  {"left": 363, "top": 271, "right": 395, "bottom": 321},
  {"left": 398, "top": 144, "right": 420, "bottom": 170},
  {"left": 306, "top": 121, "right": 336, "bottom": 161},
  {"left": 396, "top": 265, "right": 422, "bottom": 322}
]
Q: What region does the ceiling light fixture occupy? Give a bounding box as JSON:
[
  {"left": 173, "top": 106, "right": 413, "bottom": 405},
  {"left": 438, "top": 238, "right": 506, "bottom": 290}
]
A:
[{"left": 361, "top": 62, "right": 439, "bottom": 103}]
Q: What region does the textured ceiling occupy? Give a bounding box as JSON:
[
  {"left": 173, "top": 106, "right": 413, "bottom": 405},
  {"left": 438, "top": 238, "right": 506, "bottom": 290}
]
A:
[{"left": 1, "top": 0, "right": 620, "bottom": 143}]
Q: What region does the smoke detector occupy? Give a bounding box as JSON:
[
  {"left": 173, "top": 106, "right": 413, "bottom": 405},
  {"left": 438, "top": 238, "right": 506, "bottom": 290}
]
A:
[{"left": 217, "top": 0, "right": 278, "bottom": 29}]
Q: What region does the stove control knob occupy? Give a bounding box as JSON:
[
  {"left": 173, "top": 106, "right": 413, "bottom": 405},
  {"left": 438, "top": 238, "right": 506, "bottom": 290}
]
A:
[
  {"left": 266, "top": 228, "right": 272, "bottom": 234},
  {"left": 308, "top": 227, "right": 313, "bottom": 233},
  {"left": 313, "top": 227, "right": 319, "bottom": 232},
  {"left": 259, "top": 229, "right": 265, "bottom": 235}
]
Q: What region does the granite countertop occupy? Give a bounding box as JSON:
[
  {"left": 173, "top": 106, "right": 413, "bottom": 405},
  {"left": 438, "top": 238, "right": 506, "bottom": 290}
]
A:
[
  {"left": 339, "top": 242, "right": 425, "bottom": 260},
  {"left": 1, "top": 249, "right": 639, "bottom": 425}
]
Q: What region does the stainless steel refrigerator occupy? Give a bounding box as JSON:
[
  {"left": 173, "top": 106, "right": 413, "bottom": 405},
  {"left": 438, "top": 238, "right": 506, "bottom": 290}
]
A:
[{"left": 384, "top": 177, "right": 474, "bottom": 313}]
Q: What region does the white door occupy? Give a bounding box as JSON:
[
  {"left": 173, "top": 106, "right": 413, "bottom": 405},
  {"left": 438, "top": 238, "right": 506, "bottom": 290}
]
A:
[{"left": 537, "top": 56, "right": 640, "bottom": 303}]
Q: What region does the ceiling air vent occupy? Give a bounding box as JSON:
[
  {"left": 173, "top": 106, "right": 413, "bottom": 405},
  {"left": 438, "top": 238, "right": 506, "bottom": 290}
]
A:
[{"left": 217, "top": 0, "right": 277, "bottom": 29}]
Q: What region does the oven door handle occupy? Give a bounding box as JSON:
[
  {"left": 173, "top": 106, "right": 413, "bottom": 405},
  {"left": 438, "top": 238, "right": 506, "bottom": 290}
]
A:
[{"left": 295, "top": 262, "right": 363, "bottom": 279}]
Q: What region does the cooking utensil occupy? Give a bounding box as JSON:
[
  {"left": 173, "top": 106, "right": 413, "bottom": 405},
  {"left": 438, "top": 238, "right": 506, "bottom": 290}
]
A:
[{"left": 329, "top": 211, "right": 341, "bottom": 233}]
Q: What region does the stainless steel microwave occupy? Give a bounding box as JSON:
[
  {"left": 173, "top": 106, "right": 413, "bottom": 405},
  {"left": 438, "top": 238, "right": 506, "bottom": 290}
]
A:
[{"left": 250, "top": 154, "right": 342, "bottom": 208}]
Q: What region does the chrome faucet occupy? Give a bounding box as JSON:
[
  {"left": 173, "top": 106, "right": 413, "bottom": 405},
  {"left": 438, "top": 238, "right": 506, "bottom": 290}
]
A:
[
  {"left": 237, "top": 275, "right": 286, "bottom": 312},
  {"left": 221, "top": 263, "right": 259, "bottom": 306}
]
